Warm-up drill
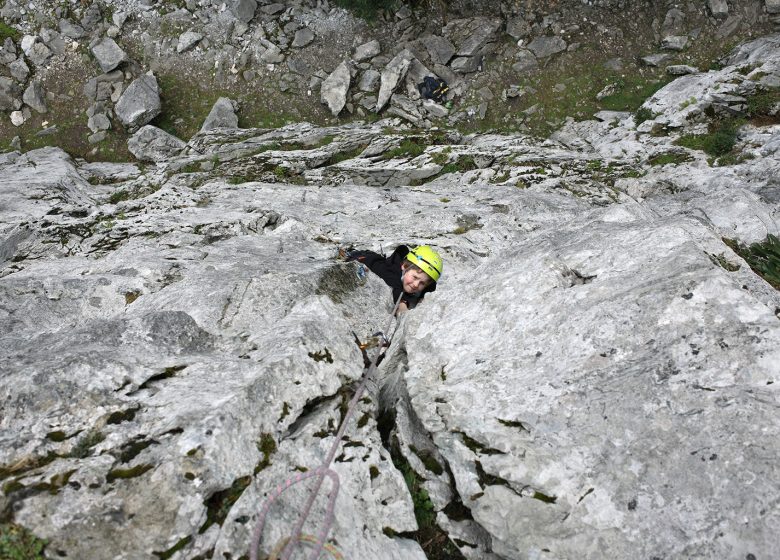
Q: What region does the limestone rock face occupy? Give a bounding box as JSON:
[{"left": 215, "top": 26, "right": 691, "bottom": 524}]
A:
[{"left": 2, "top": 29, "right": 780, "bottom": 560}]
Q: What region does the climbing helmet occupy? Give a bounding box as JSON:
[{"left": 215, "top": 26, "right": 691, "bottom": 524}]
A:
[{"left": 405, "top": 245, "right": 443, "bottom": 282}]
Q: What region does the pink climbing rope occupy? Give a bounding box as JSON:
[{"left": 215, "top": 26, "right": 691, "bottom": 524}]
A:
[{"left": 250, "top": 293, "right": 404, "bottom": 560}]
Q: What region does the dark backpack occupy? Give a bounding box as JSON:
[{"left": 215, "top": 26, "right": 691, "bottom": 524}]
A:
[{"left": 418, "top": 76, "right": 449, "bottom": 103}]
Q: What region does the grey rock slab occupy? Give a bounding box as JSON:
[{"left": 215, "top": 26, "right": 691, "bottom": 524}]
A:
[
  {"left": 260, "top": 45, "right": 285, "bottom": 64},
  {"left": 767, "top": 0, "right": 780, "bottom": 14},
  {"left": 200, "top": 97, "right": 239, "bottom": 132},
  {"left": 58, "top": 18, "right": 85, "bottom": 39},
  {"left": 511, "top": 49, "right": 538, "bottom": 74},
  {"left": 376, "top": 50, "right": 413, "bottom": 112},
  {"left": 387, "top": 93, "right": 426, "bottom": 127},
  {"left": 358, "top": 69, "right": 380, "bottom": 92},
  {"left": 0, "top": 147, "right": 93, "bottom": 224},
  {"left": 22, "top": 81, "right": 47, "bottom": 114},
  {"left": 9, "top": 57, "right": 30, "bottom": 82},
  {"left": 87, "top": 113, "right": 111, "bottom": 133},
  {"left": 260, "top": 2, "right": 286, "bottom": 15},
  {"left": 450, "top": 55, "right": 481, "bottom": 74},
  {"left": 666, "top": 64, "right": 699, "bottom": 75},
  {"left": 115, "top": 73, "right": 161, "bottom": 130},
  {"left": 707, "top": 0, "right": 729, "bottom": 18},
  {"left": 506, "top": 17, "right": 531, "bottom": 40},
  {"left": 423, "top": 99, "right": 448, "bottom": 118},
  {"left": 641, "top": 52, "right": 672, "bottom": 66},
  {"left": 291, "top": 27, "right": 314, "bottom": 48},
  {"left": 453, "top": 17, "right": 501, "bottom": 57},
  {"left": 527, "top": 35, "right": 567, "bottom": 58},
  {"left": 90, "top": 37, "right": 126, "bottom": 73},
  {"left": 400, "top": 209, "right": 780, "bottom": 559},
  {"left": 354, "top": 39, "right": 380, "bottom": 62},
  {"left": 229, "top": 0, "right": 257, "bottom": 23},
  {"left": 422, "top": 35, "right": 455, "bottom": 66},
  {"left": 661, "top": 35, "right": 689, "bottom": 51},
  {"left": 0, "top": 77, "right": 21, "bottom": 112},
  {"left": 127, "top": 125, "right": 187, "bottom": 162},
  {"left": 321, "top": 61, "right": 351, "bottom": 117},
  {"left": 26, "top": 42, "right": 52, "bottom": 66},
  {"left": 177, "top": 31, "right": 203, "bottom": 53}
]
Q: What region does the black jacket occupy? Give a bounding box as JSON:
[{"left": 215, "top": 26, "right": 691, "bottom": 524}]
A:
[{"left": 348, "top": 245, "right": 437, "bottom": 309}]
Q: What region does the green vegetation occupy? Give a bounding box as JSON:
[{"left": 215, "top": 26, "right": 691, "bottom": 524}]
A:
[
  {"left": 675, "top": 119, "right": 741, "bottom": 157},
  {"left": 409, "top": 446, "right": 444, "bottom": 476},
  {"left": 199, "top": 476, "right": 252, "bottom": 533},
  {"left": 402, "top": 463, "right": 436, "bottom": 529},
  {"left": 153, "top": 536, "right": 192, "bottom": 560},
  {"left": 382, "top": 138, "right": 426, "bottom": 160},
  {"left": 106, "top": 464, "right": 154, "bottom": 483},
  {"left": 108, "top": 190, "right": 131, "bottom": 204},
  {"left": 648, "top": 152, "right": 692, "bottom": 166},
  {"left": 68, "top": 430, "right": 105, "bottom": 459},
  {"left": 0, "top": 19, "right": 20, "bottom": 41},
  {"left": 0, "top": 523, "right": 47, "bottom": 560},
  {"left": 254, "top": 433, "right": 277, "bottom": 473},
  {"left": 746, "top": 88, "right": 780, "bottom": 125},
  {"left": 708, "top": 252, "right": 741, "bottom": 272},
  {"left": 724, "top": 235, "right": 780, "bottom": 290},
  {"left": 599, "top": 76, "right": 670, "bottom": 111}
]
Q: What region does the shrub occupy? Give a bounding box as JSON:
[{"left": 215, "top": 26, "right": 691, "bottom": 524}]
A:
[
  {"left": 0, "top": 523, "right": 47, "bottom": 560},
  {"left": 724, "top": 235, "right": 780, "bottom": 290},
  {"left": 675, "top": 120, "right": 740, "bottom": 157}
]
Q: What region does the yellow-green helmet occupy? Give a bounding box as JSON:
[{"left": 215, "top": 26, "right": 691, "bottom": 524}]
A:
[{"left": 406, "top": 245, "right": 443, "bottom": 282}]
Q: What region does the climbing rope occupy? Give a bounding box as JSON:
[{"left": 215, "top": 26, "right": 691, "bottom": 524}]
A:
[{"left": 250, "top": 292, "right": 404, "bottom": 560}]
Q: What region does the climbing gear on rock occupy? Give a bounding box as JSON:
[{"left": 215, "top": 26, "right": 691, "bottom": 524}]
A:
[
  {"left": 405, "top": 245, "right": 443, "bottom": 282},
  {"left": 250, "top": 293, "right": 405, "bottom": 560}
]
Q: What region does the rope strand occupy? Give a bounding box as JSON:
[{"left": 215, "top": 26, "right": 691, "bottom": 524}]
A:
[{"left": 250, "top": 293, "right": 404, "bottom": 560}]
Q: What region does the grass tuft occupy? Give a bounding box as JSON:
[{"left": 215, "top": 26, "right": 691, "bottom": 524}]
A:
[{"left": 0, "top": 523, "right": 47, "bottom": 560}]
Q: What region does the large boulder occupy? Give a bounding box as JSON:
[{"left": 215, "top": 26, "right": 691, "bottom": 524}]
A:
[
  {"left": 320, "top": 61, "right": 351, "bottom": 117},
  {"left": 527, "top": 35, "right": 568, "bottom": 58},
  {"left": 115, "top": 73, "right": 162, "bottom": 130},
  {"left": 376, "top": 49, "right": 413, "bottom": 112},
  {"left": 0, "top": 77, "right": 21, "bottom": 111},
  {"left": 229, "top": 0, "right": 257, "bottom": 23},
  {"left": 90, "top": 36, "right": 127, "bottom": 73},
  {"left": 200, "top": 97, "right": 239, "bottom": 132},
  {"left": 22, "top": 81, "right": 47, "bottom": 113},
  {"left": 127, "top": 125, "right": 186, "bottom": 162}
]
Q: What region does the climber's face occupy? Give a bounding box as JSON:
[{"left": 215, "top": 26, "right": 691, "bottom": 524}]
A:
[{"left": 401, "top": 264, "right": 433, "bottom": 294}]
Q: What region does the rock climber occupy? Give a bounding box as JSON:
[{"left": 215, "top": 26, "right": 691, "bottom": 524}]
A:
[{"left": 341, "top": 244, "right": 443, "bottom": 315}]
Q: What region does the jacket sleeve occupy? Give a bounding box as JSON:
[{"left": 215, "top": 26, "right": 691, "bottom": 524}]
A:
[{"left": 346, "top": 249, "right": 385, "bottom": 271}]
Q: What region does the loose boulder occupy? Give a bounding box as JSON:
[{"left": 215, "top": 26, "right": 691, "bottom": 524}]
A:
[
  {"left": 229, "top": 0, "right": 257, "bottom": 23},
  {"left": 200, "top": 97, "right": 239, "bottom": 132},
  {"left": 527, "top": 35, "right": 567, "bottom": 59},
  {"left": 22, "top": 81, "right": 47, "bottom": 113},
  {"left": 115, "top": 73, "right": 162, "bottom": 130},
  {"left": 90, "top": 36, "right": 126, "bottom": 73},
  {"left": 376, "top": 49, "right": 413, "bottom": 112},
  {"left": 321, "top": 61, "right": 351, "bottom": 117},
  {"left": 127, "top": 125, "right": 186, "bottom": 162}
]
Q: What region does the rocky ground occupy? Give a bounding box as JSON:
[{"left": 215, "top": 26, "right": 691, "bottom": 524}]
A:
[
  {"left": 1, "top": 0, "right": 780, "bottom": 160},
  {"left": 2, "top": 2, "right": 780, "bottom": 560}
]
